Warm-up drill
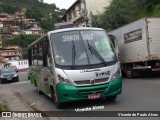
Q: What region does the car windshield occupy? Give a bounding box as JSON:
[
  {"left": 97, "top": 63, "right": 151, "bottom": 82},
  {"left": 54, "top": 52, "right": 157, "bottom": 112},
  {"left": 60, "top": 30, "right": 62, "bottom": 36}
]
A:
[
  {"left": 1, "top": 68, "right": 16, "bottom": 74},
  {"left": 50, "top": 30, "right": 117, "bottom": 69}
]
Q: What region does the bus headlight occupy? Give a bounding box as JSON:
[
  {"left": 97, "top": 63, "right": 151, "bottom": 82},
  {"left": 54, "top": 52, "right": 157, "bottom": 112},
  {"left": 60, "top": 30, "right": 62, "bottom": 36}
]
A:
[
  {"left": 58, "top": 75, "right": 73, "bottom": 86},
  {"left": 110, "top": 68, "right": 121, "bottom": 81}
]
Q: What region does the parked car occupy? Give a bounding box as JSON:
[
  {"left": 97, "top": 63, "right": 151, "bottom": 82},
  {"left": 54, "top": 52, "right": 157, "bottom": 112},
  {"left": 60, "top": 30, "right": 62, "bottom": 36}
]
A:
[{"left": 0, "top": 67, "right": 19, "bottom": 84}]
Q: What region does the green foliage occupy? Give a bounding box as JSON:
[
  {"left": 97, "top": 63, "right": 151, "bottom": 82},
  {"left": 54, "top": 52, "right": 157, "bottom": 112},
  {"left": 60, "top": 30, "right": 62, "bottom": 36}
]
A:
[
  {"left": 0, "top": 0, "right": 58, "bottom": 15},
  {"left": 0, "top": 4, "right": 20, "bottom": 14},
  {"left": 91, "top": 0, "right": 160, "bottom": 31},
  {"left": 22, "top": 47, "right": 28, "bottom": 59},
  {"left": 0, "top": 101, "right": 9, "bottom": 112},
  {"left": 3, "top": 35, "right": 40, "bottom": 48},
  {"left": 0, "top": 103, "right": 8, "bottom": 111},
  {"left": 2, "top": 35, "right": 40, "bottom": 59},
  {"left": 15, "top": 21, "right": 27, "bottom": 29},
  {"left": 25, "top": 8, "right": 43, "bottom": 21},
  {"left": 0, "top": 0, "right": 63, "bottom": 31},
  {"left": 153, "top": 4, "right": 160, "bottom": 16}
]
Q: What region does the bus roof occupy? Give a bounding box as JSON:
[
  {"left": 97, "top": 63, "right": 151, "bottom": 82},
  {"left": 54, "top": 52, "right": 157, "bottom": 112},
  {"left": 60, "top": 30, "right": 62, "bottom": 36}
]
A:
[{"left": 28, "top": 27, "right": 105, "bottom": 48}]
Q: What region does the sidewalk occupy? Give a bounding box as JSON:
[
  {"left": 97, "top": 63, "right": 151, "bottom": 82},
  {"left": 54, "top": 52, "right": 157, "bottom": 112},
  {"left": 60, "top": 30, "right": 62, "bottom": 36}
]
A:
[{"left": 0, "top": 85, "right": 45, "bottom": 120}]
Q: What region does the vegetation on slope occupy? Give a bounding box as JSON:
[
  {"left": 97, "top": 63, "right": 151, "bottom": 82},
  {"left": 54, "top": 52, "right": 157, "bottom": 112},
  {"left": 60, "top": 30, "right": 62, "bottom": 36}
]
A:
[{"left": 91, "top": 0, "right": 160, "bottom": 31}]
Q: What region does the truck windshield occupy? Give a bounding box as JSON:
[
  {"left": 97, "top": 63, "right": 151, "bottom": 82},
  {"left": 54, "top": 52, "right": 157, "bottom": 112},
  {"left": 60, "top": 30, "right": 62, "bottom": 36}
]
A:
[{"left": 50, "top": 30, "right": 117, "bottom": 69}]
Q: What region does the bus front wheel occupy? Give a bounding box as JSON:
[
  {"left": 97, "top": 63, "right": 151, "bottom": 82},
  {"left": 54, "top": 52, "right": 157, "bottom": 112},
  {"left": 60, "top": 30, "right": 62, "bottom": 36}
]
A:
[{"left": 51, "top": 87, "right": 63, "bottom": 109}]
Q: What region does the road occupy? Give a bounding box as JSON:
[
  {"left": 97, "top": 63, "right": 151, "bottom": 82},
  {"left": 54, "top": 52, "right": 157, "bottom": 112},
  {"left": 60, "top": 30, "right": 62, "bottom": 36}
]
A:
[{"left": 1, "top": 71, "right": 160, "bottom": 120}]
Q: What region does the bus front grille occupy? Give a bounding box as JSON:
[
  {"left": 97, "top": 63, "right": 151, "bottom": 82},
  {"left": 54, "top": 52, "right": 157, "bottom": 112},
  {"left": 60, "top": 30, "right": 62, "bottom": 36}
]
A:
[
  {"left": 77, "top": 86, "right": 109, "bottom": 96},
  {"left": 74, "top": 78, "right": 109, "bottom": 86}
]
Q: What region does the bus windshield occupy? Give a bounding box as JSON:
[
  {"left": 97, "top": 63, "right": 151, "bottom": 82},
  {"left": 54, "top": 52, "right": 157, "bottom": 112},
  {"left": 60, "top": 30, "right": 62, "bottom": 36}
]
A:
[{"left": 50, "top": 30, "right": 117, "bottom": 68}]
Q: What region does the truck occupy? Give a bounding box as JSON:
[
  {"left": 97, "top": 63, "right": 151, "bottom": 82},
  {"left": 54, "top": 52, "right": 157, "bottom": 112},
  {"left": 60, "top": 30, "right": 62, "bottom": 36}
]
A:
[{"left": 109, "top": 17, "right": 160, "bottom": 78}]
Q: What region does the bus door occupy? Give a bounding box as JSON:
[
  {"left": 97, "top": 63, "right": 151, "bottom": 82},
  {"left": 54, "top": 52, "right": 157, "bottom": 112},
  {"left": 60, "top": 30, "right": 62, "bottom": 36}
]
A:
[
  {"left": 36, "top": 42, "right": 45, "bottom": 92},
  {"left": 37, "top": 40, "right": 50, "bottom": 94}
]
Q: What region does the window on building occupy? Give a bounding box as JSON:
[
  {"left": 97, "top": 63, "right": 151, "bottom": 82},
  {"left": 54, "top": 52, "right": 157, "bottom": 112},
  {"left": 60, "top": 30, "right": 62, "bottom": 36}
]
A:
[
  {"left": 68, "top": 12, "right": 72, "bottom": 20},
  {"left": 78, "top": 3, "right": 81, "bottom": 10},
  {"left": 72, "top": 7, "right": 77, "bottom": 17}
]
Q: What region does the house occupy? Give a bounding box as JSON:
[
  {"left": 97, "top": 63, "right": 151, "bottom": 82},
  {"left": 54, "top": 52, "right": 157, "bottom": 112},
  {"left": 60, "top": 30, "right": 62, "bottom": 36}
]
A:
[
  {"left": 10, "top": 25, "right": 21, "bottom": 35},
  {"left": 0, "top": 13, "right": 9, "bottom": 22},
  {"left": 27, "top": 23, "right": 44, "bottom": 35},
  {"left": 0, "top": 45, "right": 22, "bottom": 61},
  {"left": 63, "top": 0, "right": 112, "bottom": 27},
  {"left": 15, "top": 8, "right": 27, "bottom": 20}
]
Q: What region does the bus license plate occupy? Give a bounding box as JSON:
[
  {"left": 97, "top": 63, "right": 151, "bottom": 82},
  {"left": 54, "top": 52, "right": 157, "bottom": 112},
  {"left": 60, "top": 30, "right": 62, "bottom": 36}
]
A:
[{"left": 88, "top": 93, "right": 100, "bottom": 100}]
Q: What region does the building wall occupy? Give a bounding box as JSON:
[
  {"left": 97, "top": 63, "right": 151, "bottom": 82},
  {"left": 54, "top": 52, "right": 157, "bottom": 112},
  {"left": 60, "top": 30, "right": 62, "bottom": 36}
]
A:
[
  {"left": 64, "top": 0, "right": 112, "bottom": 27},
  {"left": 66, "top": 0, "right": 85, "bottom": 21},
  {"left": 86, "top": 0, "right": 112, "bottom": 15},
  {"left": 0, "top": 46, "right": 22, "bottom": 61}
]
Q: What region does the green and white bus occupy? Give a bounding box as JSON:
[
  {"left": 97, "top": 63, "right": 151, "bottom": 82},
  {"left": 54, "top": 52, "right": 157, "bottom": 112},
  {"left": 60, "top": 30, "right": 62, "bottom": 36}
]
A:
[{"left": 28, "top": 27, "right": 122, "bottom": 108}]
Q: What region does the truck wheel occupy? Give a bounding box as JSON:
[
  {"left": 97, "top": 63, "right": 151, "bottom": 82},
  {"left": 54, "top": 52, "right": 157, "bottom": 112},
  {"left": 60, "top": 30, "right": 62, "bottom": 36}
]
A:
[
  {"left": 126, "top": 67, "right": 134, "bottom": 79},
  {"left": 51, "top": 87, "right": 63, "bottom": 109}
]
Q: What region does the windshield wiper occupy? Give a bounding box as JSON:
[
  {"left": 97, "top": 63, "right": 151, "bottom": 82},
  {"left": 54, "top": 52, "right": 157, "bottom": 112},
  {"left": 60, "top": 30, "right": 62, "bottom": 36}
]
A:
[
  {"left": 71, "top": 40, "right": 76, "bottom": 69},
  {"left": 87, "top": 41, "right": 107, "bottom": 66}
]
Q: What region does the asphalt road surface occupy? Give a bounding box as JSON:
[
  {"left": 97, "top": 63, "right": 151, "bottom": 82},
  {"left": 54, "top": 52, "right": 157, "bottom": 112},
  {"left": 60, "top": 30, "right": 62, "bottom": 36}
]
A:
[{"left": 1, "top": 72, "right": 160, "bottom": 120}]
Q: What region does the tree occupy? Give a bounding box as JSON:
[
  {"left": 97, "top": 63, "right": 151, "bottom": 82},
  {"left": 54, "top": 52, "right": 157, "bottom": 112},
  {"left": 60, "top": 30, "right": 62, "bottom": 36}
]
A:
[
  {"left": 2, "top": 35, "right": 40, "bottom": 59},
  {"left": 39, "top": 0, "right": 44, "bottom": 3},
  {"left": 91, "top": 0, "right": 146, "bottom": 31},
  {"left": 25, "top": 8, "right": 43, "bottom": 21},
  {"left": 0, "top": 4, "right": 20, "bottom": 14}
]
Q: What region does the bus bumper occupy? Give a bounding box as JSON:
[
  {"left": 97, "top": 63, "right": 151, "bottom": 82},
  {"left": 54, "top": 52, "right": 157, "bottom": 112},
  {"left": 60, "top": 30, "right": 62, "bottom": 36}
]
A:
[{"left": 56, "top": 76, "right": 122, "bottom": 103}]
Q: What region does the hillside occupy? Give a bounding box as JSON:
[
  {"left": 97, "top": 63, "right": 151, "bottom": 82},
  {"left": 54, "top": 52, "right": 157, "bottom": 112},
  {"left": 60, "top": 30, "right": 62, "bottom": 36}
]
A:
[
  {"left": 91, "top": 0, "right": 160, "bottom": 31},
  {"left": 0, "top": 0, "right": 58, "bottom": 15},
  {"left": 0, "top": 0, "right": 63, "bottom": 31}
]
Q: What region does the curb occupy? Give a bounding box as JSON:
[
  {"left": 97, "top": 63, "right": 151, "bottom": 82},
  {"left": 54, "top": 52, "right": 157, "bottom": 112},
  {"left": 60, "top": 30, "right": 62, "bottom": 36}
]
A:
[{"left": 0, "top": 87, "right": 45, "bottom": 120}]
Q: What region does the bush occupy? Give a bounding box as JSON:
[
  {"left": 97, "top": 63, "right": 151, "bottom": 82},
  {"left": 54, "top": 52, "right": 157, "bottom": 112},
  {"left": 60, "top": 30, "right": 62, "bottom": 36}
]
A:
[{"left": 0, "top": 100, "right": 9, "bottom": 111}]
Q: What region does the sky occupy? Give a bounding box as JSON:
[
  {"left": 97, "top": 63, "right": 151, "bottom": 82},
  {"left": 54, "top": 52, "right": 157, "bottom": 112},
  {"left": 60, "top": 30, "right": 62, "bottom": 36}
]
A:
[{"left": 43, "top": 0, "right": 77, "bottom": 9}]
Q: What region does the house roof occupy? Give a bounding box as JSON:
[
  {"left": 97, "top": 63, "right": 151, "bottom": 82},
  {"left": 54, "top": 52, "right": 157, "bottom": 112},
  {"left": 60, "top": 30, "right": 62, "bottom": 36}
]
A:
[
  {"left": 29, "top": 27, "right": 42, "bottom": 31},
  {"left": 10, "top": 26, "right": 20, "bottom": 29},
  {"left": 0, "top": 18, "right": 7, "bottom": 21}
]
